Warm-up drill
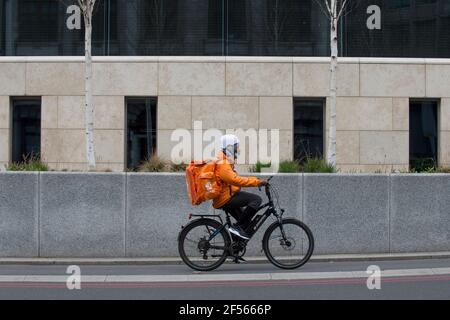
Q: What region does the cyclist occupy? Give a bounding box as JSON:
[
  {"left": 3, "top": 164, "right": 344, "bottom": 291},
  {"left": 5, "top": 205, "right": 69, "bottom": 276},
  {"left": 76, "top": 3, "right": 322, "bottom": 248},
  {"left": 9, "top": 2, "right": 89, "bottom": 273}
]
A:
[{"left": 213, "top": 134, "right": 267, "bottom": 240}]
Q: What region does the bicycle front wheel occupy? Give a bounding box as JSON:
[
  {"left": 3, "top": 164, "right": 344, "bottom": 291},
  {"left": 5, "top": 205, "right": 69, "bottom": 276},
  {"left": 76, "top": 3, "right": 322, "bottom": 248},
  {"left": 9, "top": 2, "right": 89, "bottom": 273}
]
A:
[
  {"left": 263, "top": 218, "right": 314, "bottom": 270},
  {"left": 178, "top": 218, "right": 231, "bottom": 271}
]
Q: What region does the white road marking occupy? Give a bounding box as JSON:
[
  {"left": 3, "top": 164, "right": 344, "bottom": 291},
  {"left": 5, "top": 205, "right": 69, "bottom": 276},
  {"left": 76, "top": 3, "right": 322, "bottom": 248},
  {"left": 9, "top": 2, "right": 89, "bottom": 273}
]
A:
[
  {"left": 0, "top": 267, "right": 448, "bottom": 283},
  {"left": 430, "top": 267, "right": 450, "bottom": 275},
  {"left": 381, "top": 268, "right": 435, "bottom": 277},
  {"left": 105, "top": 275, "right": 189, "bottom": 283},
  {"left": 0, "top": 276, "right": 26, "bottom": 282},
  {"left": 270, "top": 271, "right": 356, "bottom": 280}
]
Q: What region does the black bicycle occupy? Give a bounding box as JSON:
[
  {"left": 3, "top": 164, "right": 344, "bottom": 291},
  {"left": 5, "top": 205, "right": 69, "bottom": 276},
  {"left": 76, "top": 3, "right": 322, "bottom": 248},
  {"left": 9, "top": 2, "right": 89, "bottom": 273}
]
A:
[{"left": 178, "top": 176, "right": 314, "bottom": 271}]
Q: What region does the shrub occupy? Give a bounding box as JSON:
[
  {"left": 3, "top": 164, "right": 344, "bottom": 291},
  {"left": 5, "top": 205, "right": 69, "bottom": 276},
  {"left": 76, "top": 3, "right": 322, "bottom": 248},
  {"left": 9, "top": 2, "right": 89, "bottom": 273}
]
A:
[
  {"left": 410, "top": 166, "right": 450, "bottom": 174},
  {"left": 170, "top": 162, "right": 188, "bottom": 172},
  {"left": 252, "top": 158, "right": 336, "bottom": 173},
  {"left": 278, "top": 160, "right": 301, "bottom": 173},
  {"left": 137, "top": 155, "right": 188, "bottom": 172},
  {"left": 7, "top": 154, "right": 49, "bottom": 172},
  {"left": 421, "top": 167, "right": 439, "bottom": 173},
  {"left": 250, "top": 162, "right": 272, "bottom": 173},
  {"left": 410, "top": 157, "right": 436, "bottom": 173},
  {"left": 137, "top": 154, "right": 170, "bottom": 172},
  {"left": 302, "top": 158, "right": 336, "bottom": 173}
]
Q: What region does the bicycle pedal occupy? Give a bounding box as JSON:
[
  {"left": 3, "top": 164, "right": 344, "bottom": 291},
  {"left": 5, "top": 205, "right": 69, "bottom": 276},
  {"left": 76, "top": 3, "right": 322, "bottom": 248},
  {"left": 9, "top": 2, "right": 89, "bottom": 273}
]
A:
[{"left": 231, "top": 256, "right": 246, "bottom": 264}]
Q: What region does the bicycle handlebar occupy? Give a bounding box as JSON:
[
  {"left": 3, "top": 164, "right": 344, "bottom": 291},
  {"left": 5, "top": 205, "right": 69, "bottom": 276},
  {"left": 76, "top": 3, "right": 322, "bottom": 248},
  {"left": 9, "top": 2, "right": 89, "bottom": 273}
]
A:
[
  {"left": 257, "top": 179, "right": 274, "bottom": 203},
  {"left": 258, "top": 176, "right": 274, "bottom": 192},
  {"left": 264, "top": 183, "right": 272, "bottom": 200}
]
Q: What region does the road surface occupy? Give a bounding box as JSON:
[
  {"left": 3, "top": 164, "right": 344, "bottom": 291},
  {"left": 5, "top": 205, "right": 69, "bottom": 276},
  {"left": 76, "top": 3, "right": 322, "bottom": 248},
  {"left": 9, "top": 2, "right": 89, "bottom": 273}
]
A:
[{"left": 0, "top": 258, "right": 449, "bottom": 300}]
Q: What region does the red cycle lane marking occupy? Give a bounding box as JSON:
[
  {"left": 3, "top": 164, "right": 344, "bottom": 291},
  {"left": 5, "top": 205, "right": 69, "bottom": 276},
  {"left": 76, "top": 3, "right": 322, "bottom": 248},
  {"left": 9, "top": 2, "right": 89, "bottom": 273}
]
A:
[{"left": 0, "top": 274, "right": 449, "bottom": 289}]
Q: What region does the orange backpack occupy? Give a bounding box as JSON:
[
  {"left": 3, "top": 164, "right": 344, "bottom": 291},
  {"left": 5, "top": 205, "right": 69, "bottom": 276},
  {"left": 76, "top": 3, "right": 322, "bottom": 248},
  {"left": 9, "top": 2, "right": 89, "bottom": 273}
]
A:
[{"left": 185, "top": 160, "right": 221, "bottom": 205}]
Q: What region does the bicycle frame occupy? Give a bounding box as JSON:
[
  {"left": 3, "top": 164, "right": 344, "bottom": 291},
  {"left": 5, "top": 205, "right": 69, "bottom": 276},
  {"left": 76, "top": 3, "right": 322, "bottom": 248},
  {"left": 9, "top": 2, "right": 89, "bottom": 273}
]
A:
[{"left": 190, "top": 182, "right": 285, "bottom": 245}]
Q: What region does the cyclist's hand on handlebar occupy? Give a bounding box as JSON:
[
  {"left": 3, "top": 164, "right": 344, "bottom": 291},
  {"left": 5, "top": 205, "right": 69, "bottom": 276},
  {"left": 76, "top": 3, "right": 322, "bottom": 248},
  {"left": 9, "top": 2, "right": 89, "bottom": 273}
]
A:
[
  {"left": 258, "top": 180, "right": 269, "bottom": 187},
  {"left": 257, "top": 180, "right": 268, "bottom": 191}
]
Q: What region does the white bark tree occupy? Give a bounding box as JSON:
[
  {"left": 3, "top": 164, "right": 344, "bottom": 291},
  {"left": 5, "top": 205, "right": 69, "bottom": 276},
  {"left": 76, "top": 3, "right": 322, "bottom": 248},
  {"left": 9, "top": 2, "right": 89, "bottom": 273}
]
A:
[
  {"left": 314, "top": 0, "right": 351, "bottom": 167},
  {"left": 77, "top": 0, "right": 97, "bottom": 170},
  {"left": 62, "top": 0, "right": 98, "bottom": 169}
]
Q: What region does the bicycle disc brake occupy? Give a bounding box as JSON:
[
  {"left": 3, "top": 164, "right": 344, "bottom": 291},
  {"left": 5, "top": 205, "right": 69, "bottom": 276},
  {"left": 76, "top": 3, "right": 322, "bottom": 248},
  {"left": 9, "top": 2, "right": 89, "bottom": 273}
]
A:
[{"left": 280, "top": 237, "right": 296, "bottom": 251}]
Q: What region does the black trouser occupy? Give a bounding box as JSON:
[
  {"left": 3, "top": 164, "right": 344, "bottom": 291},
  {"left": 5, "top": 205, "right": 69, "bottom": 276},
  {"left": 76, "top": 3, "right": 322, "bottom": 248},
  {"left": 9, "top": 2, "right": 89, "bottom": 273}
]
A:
[{"left": 221, "top": 191, "right": 262, "bottom": 228}]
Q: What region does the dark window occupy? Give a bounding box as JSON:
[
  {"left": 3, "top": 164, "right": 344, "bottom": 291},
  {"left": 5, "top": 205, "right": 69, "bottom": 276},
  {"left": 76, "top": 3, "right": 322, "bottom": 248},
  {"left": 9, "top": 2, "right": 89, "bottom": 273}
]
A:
[
  {"left": 120, "top": 0, "right": 179, "bottom": 55},
  {"left": 17, "top": 0, "right": 58, "bottom": 43},
  {"left": 439, "top": 17, "right": 450, "bottom": 58},
  {"left": 227, "top": 0, "right": 327, "bottom": 56},
  {"left": 344, "top": 0, "right": 450, "bottom": 58},
  {"left": 1, "top": 0, "right": 107, "bottom": 56},
  {"left": 226, "top": 0, "right": 247, "bottom": 55},
  {"left": 0, "top": 0, "right": 6, "bottom": 55},
  {"left": 206, "top": 0, "right": 224, "bottom": 55},
  {"left": 228, "top": 0, "right": 247, "bottom": 41},
  {"left": 208, "top": 0, "right": 223, "bottom": 39},
  {"left": 416, "top": 0, "right": 437, "bottom": 5},
  {"left": 114, "top": 0, "right": 225, "bottom": 56},
  {"left": 293, "top": 99, "right": 325, "bottom": 162},
  {"left": 126, "top": 97, "right": 157, "bottom": 169},
  {"left": 414, "top": 19, "right": 437, "bottom": 58},
  {"left": 11, "top": 98, "right": 41, "bottom": 163},
  {"left": 409, "top": 100, "right": 439, "bottom": 170},
  {"left": 390, "top": 0, "right": 410, "bottom": 8}
]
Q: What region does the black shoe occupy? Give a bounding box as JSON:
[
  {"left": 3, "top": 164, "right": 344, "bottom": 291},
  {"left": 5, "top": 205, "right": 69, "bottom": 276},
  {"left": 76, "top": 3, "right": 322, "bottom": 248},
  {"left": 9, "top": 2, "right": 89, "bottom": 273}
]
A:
[
  {"left": 228, "top": 225, "right": 250, "bottom": 240},
  {"left": 233, "top": 256, "right": 247, "bottom": 264}
]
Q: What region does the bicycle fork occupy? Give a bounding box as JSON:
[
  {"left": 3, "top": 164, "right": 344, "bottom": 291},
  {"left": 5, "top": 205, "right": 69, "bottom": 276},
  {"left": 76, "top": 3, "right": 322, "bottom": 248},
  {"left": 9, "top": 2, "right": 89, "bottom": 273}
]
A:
[{"left": 276, "top": 216, "right": 292, "bottom": 247}]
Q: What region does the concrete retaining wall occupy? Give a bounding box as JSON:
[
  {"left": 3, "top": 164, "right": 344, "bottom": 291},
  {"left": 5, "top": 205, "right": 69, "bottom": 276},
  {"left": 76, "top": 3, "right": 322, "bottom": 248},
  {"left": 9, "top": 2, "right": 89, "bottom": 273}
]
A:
[{"left": 0, "top": 172, "right": 449, "bottom": 257}]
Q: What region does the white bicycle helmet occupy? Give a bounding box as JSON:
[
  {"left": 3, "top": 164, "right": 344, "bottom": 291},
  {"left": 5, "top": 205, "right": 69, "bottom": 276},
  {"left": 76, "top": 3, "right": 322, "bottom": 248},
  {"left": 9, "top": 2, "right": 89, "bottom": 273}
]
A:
[{"left": 220, "top": 134, "right": 240, "bottom": 159}]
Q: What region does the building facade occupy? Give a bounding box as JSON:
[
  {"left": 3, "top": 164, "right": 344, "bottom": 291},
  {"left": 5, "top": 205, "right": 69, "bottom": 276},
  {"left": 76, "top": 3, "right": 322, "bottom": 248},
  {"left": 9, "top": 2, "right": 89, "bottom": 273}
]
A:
[{"left": 0, "top": 0, "right": 449, "bottom": 172}]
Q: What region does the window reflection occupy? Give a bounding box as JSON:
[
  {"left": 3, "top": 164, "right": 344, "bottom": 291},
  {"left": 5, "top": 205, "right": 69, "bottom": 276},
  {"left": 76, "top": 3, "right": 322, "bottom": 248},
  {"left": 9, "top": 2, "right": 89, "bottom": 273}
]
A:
[{"left": 0, "top": 0, "right": 449, "bottom": 57}]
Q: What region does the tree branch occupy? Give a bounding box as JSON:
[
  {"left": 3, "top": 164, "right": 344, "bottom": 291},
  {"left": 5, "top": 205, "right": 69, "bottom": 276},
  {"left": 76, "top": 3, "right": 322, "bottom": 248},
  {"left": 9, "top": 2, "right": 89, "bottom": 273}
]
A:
[
  {"left": 337, "top": 0, "right": 349, "bottom": 20},
  {"left": 312, "top": 0, "right": 332, "bottom": 19},
  {"left": 77, "top": 0, "right": 86, "bottom": 13},
  {"left": 325, "top": 0, "right": 332, "bottom": 15},
  {"left": 340, "top": 0, "right": 362, "bottom": 18}
]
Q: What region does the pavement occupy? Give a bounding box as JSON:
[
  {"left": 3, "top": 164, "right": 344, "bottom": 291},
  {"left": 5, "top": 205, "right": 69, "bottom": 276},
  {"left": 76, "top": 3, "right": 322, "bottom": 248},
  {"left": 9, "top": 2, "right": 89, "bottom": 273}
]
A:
[{"left": 0, "top": 257, "right": 449, "bottom": 299}]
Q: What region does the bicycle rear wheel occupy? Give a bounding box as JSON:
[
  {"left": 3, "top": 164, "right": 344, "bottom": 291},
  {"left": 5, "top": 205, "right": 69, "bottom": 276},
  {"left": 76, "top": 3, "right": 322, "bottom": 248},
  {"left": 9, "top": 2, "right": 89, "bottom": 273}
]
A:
[
  {"left": 178, "top": 218, "right": 231, "bottom": 271},
  {"left": 263, "top": 218, "right": 314, "bottom": 270}
]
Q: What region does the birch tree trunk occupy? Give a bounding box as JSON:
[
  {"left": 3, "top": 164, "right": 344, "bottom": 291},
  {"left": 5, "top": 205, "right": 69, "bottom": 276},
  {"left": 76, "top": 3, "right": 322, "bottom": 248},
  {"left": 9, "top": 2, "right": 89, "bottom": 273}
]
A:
[
  {"left": 327, "top": 14, "right": 338, "bottom": 167},
  {"left": 314, "top": 0, "right": 350, "bottom": 166},
  {"left": 81, "top": 1, "right": 96, "bottom": 170}
]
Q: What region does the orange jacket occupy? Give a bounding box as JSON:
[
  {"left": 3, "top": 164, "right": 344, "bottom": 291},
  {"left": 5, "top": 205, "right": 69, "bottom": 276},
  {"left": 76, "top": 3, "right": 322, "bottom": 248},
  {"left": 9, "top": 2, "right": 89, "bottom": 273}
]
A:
[{"left": 212, "top": 152, "right": 261, "bottom": 209}]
